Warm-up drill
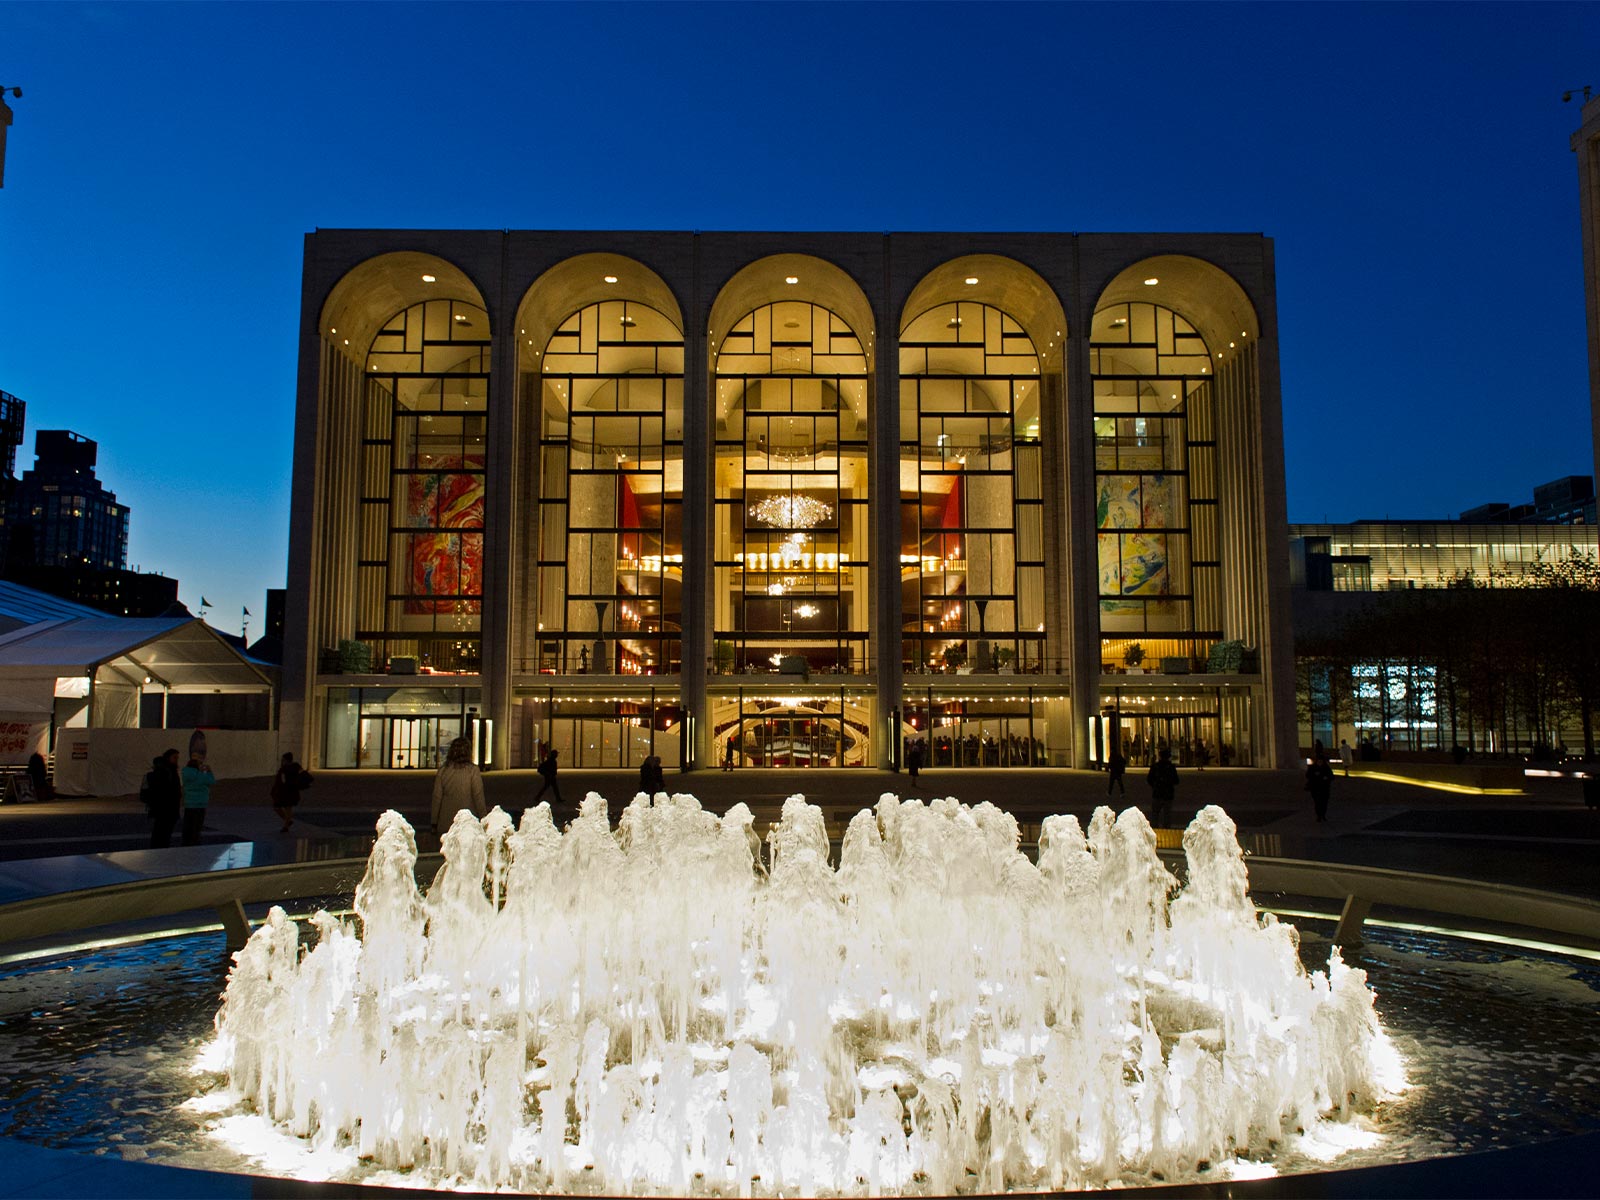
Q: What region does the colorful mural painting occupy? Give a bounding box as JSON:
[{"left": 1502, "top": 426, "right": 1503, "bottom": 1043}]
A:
[
  {"left": 1097, "top": 475, "right": 1141, "bottom": 529},
  {"left": 1099, "top": 529, "right": 1170, "bottom": 614},
  {"left": 1141, "top": 473, "right": 1174, "bottom": 528},
  {"left": 406, "top": 455, "right": 484, "bottom": 613}
]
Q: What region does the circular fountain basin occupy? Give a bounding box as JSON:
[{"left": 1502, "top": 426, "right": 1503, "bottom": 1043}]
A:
[{"left": 0, "top": 793, "right": 1595, "bottom": 1197}]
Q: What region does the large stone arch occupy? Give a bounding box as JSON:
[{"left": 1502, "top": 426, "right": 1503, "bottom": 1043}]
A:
[
  {"left": 319, "top": 250, "right": 492, "bottom": 360},
  {"left": 899, "top": 254, "right": 1068, "bottom": 371},
  {"left": 513, "top": 252, "right": 684, "bottom": 372},
  {"left": 1090, "top": 253, "right": 1259, "bottom": 365}
]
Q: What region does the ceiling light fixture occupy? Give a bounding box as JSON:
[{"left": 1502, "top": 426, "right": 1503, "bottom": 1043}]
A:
[
  {"left": 751, "top": 494, "right": 833, "bottom": 529},
  {"left": 603, "top": 275, "right": 618, "bottom": 284},
  {"left": 1143, "top": 277, "right": 1159, "bottom": 286},
  {"left": 421, "top": 274, "right": 436, "bottom": 283},
  {"left": 964, "top": 276, "right": 979, "bottom": 285},
  {"left": 784, "top": 275, "right": 799, "bottom": 285}
]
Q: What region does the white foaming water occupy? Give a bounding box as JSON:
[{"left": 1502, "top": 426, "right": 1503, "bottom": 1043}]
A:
[{"left": 206, "top": 794, "right": 1405, "bottom": 1193}]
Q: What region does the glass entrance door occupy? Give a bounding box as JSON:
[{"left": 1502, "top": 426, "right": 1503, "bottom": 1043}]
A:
[
  {"left": 356, "top": 715, "right": 464, "bottom": 769},
  {"left": 1112, "top": 713, "right": 1219, "bottom": 768}
]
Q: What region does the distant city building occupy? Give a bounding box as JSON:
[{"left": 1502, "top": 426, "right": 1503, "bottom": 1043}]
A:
[
  {"left": 1289, "top": 506, "right": 1600, "bottom": 755},
  {"left": 1573, "top": 92, "right": 1600, "bottom": 489},
  {"left": 7, "top": 431, "right": 129, "bottom": 572},
  {"left": 1289, "top": 516, "right": 1598, "bottom": 595},
  {"left": 265, "top": 589, "right": 285, "bottom": 641},
  {"left": 0, "top": 390, "right": 25, "bottom": 566},
  {"left": 1456, "top": 474, "right": 1596, "bottom": 526},
  {"left": 3, "top": 564, "right": 180, "bottom": 618}
]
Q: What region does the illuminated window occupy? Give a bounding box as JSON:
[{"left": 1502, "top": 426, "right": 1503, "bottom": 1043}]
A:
[{"left": 898, "top": 302, "right": 1045, "bottom": 676}]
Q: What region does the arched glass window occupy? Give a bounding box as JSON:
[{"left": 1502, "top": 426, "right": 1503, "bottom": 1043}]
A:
[
  {"left": 1091, "top": 301, "right": 1220, "bottom": 668},
  {"left": 355, "top": 298, "right": 490, "bottom": 673},
  {"left": 534, "top": 300, "right": 684, "bottom": 675},
  {"left": 713, "top": 302, "right": 869, "bottom": 674},
  {"left": 899, "top": 302, "right": 1045, "bottom": 675}
]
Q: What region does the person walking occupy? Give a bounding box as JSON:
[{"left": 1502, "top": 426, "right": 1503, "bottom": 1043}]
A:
[
  {"left": 534, "top": 747, "right": 564, "bottom": 808},
  {"left": 180, "top": 749, "right": 216, "bottom": 846},
  {"left": 1146, "top": 748, "right": 1179, "bottom": 828},
  {"left": 723, "top": 738, "right": 736, "bottom": 772},
  {"left": 1306, "top": 740, "right": 1336, "bottom": 823},
  {"left": 906, "top": 739, "right": 923, "bottom": 787},
  {"left": 270, "top": 751, "right": 312, "bottom": 832},
  {"left": 1339, "top": 739, "right": 1355, "bottom": 776},
  {"left": 1107, "top": 745, "right": 1127, "bottom": 796},
  {"left": 142, "top": 748, "right": 182, "bottom": 848},
  {"left": 431, "top": 736, "right": 485, "bottom": 833}
]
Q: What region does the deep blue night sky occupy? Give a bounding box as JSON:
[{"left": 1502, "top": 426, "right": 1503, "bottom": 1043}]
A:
[{"left": 2, "top": 1, "right": 1596, "bottom": 632}]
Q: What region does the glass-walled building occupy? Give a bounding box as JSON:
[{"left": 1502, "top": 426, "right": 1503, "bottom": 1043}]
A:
[{"left": 285, "top": 232, "right": 1297, "bottom": 771}]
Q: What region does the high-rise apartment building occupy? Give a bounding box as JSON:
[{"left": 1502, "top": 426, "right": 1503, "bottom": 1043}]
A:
[{"left": 8, "top": 431, "right": 129, "bottom": 571}]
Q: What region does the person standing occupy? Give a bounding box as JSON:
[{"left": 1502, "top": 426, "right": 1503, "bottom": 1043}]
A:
[
  {"left": 1107, "top": 745, "right": 1127, "bottom": 796},
  {"left": 143, "top": 748, "right": 182, "bottom": 848},
  {"left": 906, "top": 739, "right": 922, "bottom": 787},
  {"left": 1306, "top": 740, "right": 1336, "bottom": 823},
  {"left": 534, "top": 747, "right": 563, "bottom": 807},
  {"left": 180, "top": 750, "right": 216, "bottom": 846},
  {"left": 25, "top": 751, "right": 52, "bottom": 802},
  {"left": 431, "top": 736, "right": 485, "bottom": 833},
  {"left": 1339, "top": 739, "right": 1355, "bottom": 776},
  {"left": 270, "top": 751, "right": 311, "bottom": 832},
  {"left": 723, "top": 738, "right": 736, "bottom": 772},
  {"left": 1146, "top": 748, "right": 1179, "bottom": 828}
]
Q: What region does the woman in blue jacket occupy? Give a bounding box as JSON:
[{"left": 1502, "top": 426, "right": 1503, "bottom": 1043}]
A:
[{"left": 181, "top": 751, "right": 216, "bottom": 846}]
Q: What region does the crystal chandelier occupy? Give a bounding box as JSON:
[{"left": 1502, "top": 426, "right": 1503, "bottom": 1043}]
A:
[{"left": 751, "top": 494, "right": 833, "bottom": 529}]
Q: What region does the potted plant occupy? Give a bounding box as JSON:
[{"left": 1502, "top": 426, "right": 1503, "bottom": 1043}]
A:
[
  {"left": 943, "top": 645, "right": 968, "bottom": 673},
  {"left": 1123, "top": 643, "right": 1145, "bottom": 674},
  {"left": 337, "top": 638, "right": 373, "bottom": 674},
  {"left": 713, "top": 639, "right": 736, "bottom": 674},
  {"left": 995, "top": 646, "right": 1015, "bottom": 674}
]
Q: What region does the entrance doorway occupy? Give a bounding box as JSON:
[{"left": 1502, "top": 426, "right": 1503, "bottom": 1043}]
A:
[
  {"left": 360, "top": 715, "right": 464, "bottom": 769},
  {"left": 1110, "top": 712, "right": 1220, "bottom": 768},
  {"left": 711, "top": 691, "right": 874, "bottom": 768}
]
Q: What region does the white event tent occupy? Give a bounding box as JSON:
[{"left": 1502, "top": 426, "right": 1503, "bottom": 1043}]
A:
[{"left": 0, "top": 613, "right": 277, "bottom": 795}]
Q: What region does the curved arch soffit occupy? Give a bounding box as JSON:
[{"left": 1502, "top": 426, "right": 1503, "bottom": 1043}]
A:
[
  {"left": 712, "top": 301, "right": 868, "bottom": 428},
  {"left": 899, "top": 254, "right": 1067, "bottom": 371},
  {"left": 1091, "top": 254, "right": 1259, "bottom": 362},
  {"left": 517, "top": 253, "right": 684, "bottom": 372},
  {"left": 707, "top": 254, "right": 875, "bottom": 361},
  {"left": 319, "top": 251, "right": 491, "bottom": 362}
]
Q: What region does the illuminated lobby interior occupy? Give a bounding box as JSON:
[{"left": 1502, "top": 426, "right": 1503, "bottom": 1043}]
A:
[{"left": 284, "top": 232, "right": 1297, "bottom": 773}]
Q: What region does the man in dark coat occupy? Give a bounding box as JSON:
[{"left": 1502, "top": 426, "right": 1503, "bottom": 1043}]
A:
[
  {"left": 1306, "top": 741, "right": 1336, "bottom": 822},
  {"left": 534, "top": 748, "right": 563, "bottom": 807},
  {"left": 143, "top": 748, "right": 183, "bottom": 848},
  {"left": 1146, "top": 748, "right": 1179, "bottom": 828}
]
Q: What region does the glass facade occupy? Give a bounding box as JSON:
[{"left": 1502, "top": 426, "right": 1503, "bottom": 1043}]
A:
[
  {"left": 1092, "top": 302, "right": 1221, "bottom": 672},
  {"left": 710, "top": 687, "right": 873, "bottom": 768},
  {"left": 514, "top": 686, "right": 684, "bottom": 770},
  {"left": 1291, "top": 523, "right": 1599, "bottom": 590},
  {"left": 298, "top": 239, "right": 1290, "bottom": 771},
  {"left": 713, "top": 302, "right": 870, "bottom": 675},
  {"left": 899, "top": 302, "right": 1047, "bottom": 676},
  {"left": 356, "top": 299, "right": 490, "bottom": 673},
  {"left": 323, "top": 686, "right": 485, "bottom": 769},
  {"left": 531, "top": 301, "right": 684, "bottom": 676}
]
